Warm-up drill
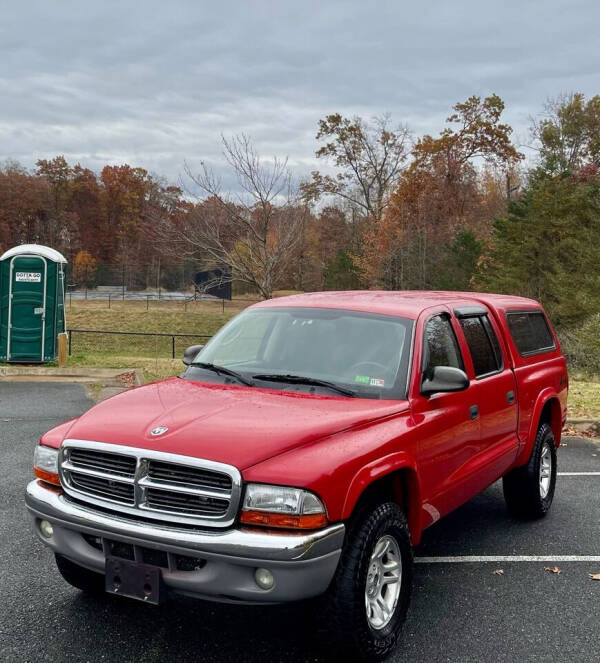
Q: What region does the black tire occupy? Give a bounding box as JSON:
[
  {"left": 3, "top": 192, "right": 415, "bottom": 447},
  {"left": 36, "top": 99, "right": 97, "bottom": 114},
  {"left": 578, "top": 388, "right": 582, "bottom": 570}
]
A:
[
  {"left": 55, "top": 554, "right": 105, "bottom": 594},
  {"left": 503, "top": 422, "right": 557, "bottom": 519},
  {"left": 324, "top": 502, "right": 412, "bottom": 661}
]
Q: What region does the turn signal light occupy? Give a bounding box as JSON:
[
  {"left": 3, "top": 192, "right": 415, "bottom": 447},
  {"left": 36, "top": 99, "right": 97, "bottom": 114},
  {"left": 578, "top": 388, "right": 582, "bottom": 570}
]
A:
[
  {"left": 34, "top": 467, "right": 61, "bottom": 487},
  {"left": 240, "top": 510, "right": 328, "bottom": 530}
]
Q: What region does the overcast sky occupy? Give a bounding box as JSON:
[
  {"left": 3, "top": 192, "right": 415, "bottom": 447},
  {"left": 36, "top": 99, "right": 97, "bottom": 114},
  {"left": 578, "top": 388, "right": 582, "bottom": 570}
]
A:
[{"left": 1, "top": 0, "right": 599, "bottom": 184}]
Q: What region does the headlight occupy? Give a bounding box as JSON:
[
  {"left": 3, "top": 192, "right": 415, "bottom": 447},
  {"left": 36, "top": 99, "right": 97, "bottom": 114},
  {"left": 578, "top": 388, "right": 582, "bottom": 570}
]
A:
[
  {"left": 33, "top": 444, "right": 60, "bottom": 486},
  {"left": 240, "top": 484, "right": 328, "bottom": 530}
]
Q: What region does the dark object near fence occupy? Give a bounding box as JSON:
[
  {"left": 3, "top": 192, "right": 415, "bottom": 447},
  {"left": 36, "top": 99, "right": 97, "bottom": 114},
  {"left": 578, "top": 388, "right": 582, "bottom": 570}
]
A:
[{"left": 195, "top": 269, "right": 231, "bottom": 300}]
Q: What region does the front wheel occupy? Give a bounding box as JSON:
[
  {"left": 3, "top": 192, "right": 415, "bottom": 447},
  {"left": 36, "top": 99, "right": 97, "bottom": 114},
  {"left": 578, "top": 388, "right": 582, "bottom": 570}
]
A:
[
  {"left": 503, "top": 422, "right": 557, "bottom": 519},
  {"left": 324, "top": 502, "right": 412, "bottom": 661}
]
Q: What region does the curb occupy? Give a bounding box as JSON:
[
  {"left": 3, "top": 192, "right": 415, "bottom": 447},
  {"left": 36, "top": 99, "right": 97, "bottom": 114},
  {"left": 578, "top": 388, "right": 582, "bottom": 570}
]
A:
[{"left": 0, "top": 366, "right": 143, "bottom": 387}]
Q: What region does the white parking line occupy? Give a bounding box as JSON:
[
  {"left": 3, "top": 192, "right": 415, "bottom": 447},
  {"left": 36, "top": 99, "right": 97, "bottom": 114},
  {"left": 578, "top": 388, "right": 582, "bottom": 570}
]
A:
[
  {"left": 415, "top": 555, "right": 600, "bottom": 563},
  {"left": 558, "top": 471, "right": 600, "bottom": 476}
]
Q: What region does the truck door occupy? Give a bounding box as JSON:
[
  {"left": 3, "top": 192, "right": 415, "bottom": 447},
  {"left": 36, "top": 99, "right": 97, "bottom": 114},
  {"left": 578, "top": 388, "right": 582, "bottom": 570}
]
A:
[
  {"left": 410, "top": 309, "right": 480, "bottom": 526},
  {"left": 454, "top": 305, "right": 519, "bottom": 490}
]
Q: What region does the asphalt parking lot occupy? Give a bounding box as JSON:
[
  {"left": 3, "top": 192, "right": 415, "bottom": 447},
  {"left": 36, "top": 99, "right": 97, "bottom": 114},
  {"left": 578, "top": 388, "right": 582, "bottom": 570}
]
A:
[{"left": 1, "top": 381, "right": 599, "bottom": 662}]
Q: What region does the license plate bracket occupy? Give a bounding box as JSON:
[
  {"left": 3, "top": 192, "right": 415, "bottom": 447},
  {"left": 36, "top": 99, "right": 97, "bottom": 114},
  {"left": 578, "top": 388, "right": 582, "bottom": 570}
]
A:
[{"left": 105, "top": 557, "right": 165, "bottom": 604}]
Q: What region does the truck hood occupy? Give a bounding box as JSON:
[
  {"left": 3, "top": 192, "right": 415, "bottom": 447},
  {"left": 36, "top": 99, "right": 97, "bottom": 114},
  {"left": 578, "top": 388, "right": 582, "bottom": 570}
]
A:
[{"left": 65, "top": 377, "right": 409, "bottom": 470}]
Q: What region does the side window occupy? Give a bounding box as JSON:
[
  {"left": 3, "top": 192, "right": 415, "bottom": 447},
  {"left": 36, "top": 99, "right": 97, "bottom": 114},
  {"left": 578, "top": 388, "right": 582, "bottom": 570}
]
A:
[
  {"left": 423, "top": 315, "right": 464, "bottom": 376},
  {"left": 459, "top": 316, "right": 501, "bottom": 377},
  {"left": 507, "top": 311, "right": 556, "bottom": 356}
]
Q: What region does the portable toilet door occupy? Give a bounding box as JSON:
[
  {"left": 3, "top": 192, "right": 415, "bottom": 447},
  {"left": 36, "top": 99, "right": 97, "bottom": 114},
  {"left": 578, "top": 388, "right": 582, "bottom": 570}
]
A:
[{"left": 0, "top": 244, "right": 67, "bottom": 363}]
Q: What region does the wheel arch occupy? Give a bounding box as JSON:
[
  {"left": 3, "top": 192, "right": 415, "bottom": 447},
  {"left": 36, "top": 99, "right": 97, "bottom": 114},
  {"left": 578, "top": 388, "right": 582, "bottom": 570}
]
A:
[
  {"left": 342, "top": 455, "right": 423, "bottom": 545},
  {"left": 539, "top": 397, "right": 562, "bottom": 446},
  {"left": 517, "top": 390, "right": 562, "bottom": 466}
]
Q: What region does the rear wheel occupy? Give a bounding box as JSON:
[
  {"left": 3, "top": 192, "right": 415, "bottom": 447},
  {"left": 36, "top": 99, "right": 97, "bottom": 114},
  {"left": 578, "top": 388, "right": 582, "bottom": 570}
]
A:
[
  {"left": 503, "top": 422, "right": 557, "bottom": 519},
  {"left": 324, "top": 502, "right": 412, "bottom": 661},
  {"left": 55, "top": 554, "right": 105, "bottom": 594}
]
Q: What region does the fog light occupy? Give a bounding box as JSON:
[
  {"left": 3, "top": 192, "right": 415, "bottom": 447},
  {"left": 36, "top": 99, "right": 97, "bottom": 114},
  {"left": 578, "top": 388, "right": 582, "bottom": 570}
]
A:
[
  {"left": 39, "top": 520, "right": 53, "bottom": 538},
  {"left": 254, "top": 567, "right": 274, "bottom": 590}
]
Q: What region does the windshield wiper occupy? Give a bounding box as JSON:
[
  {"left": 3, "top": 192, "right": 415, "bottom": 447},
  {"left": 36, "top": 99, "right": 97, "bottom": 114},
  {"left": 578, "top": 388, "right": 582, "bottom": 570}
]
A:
[
  {"left": 189, "top": 362, "right": 255, "bottom": 387},
  {"left": 252, "top": 373, "right": 357, "bottom": 397}
]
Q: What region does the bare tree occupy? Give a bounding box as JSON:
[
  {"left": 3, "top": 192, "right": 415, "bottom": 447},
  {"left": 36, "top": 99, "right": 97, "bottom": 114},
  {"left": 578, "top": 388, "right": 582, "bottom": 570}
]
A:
[
  {"left": 300, "top": 114, "right": 411, "bottom": 222},
  {"left": 156, "top": 135, "right": 308, "bottom": 299}
]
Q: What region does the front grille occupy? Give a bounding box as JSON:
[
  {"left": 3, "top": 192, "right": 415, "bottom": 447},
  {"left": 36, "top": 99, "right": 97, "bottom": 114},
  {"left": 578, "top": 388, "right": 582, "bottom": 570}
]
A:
[
  {"left": 148, "top": 460, "right": 232, "bottom": 492},
  {"left": 145, "top": 487, "right": 229, "bottom": 516},
  {"left": 69, "top": 448, "right": 136, "bottom": 478},
  {"left": 70, "top": 472, "right": 135, "bottom": 504},
  {"left": 59, "top": 440, "right": 241, "bottom": 527}
]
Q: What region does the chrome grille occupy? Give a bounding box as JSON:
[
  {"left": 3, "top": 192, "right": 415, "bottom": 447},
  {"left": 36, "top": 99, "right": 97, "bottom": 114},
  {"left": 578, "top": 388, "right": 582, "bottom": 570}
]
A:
[
  {"left": 58, "top": 440, "right": 242, "bottom": 527},
  {"left": 70, "top": 473, "right": 135, "bottom": 504},
  {"left": 147, "top": 460, "right": 232, "bottom": 491},
  {"left": 145, "top": 487, "right": 229, "bottom": 515},
  {"left": 69, "top": 448, "right": 136, "bottom": 478}
]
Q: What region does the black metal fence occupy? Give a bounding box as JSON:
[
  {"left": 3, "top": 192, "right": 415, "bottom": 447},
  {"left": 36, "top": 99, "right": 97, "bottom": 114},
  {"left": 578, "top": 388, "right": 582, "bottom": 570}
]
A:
[
  {"left": 67, "top": 261, "right": 258, "bottom": 299},
  {"left": 67, "top": 329, "right": 213, "bottom": 359},
  {"left": 65, "top": 291, "right": 258, "bottom": 313}
]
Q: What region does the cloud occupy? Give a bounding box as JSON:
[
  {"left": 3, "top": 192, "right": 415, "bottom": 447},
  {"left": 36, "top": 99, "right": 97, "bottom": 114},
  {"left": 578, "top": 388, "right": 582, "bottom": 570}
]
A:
[{"left": 1, "top": 0, "right": 598, "bottom": 184}]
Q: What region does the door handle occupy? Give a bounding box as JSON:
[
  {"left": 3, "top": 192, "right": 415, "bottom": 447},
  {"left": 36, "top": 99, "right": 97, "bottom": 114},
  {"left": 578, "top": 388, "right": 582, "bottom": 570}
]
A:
[
  {"left": 469, "top": 405, "right": 479, "bottom": 420},
  {"left": 507, "top": 390, "right": 515, "bottom": 404}
]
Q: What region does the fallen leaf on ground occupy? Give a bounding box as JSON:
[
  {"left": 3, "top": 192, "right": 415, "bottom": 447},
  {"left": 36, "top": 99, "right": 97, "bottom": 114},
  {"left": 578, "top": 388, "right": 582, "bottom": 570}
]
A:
[
  {"left": 544, "top": 566, "right": 562, "bottom": 574},
  {"left": 589, "top": 573, "right": 600, "bottom": 581},
  {"left": 492, "top": 569, "right": 504, "bottom": 575},
  {"left": 562, "top": 425, "right": 596, "bottom": 438}
]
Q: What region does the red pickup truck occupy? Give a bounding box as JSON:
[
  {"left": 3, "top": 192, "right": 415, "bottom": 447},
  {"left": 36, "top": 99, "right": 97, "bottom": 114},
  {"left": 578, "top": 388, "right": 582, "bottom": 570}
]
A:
[{"left": 26, "top": 291, "right": 568, "bottom": 661}]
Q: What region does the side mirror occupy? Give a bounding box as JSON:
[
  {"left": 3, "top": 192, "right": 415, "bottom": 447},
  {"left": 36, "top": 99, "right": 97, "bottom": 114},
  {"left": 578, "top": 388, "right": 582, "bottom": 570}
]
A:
[
  {"left": 182, "top": 344, "right": 204, "bottom": 366},
  {"left": 421, "top": 366, "right": 469, "bottom": 396}
]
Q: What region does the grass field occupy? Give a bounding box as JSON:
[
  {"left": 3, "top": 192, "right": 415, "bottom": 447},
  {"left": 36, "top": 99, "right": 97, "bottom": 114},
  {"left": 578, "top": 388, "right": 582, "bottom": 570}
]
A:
[
  {"left": 567, "top": 377, "right": 600, "bottom": 419},
  {"left": 60, "top": 298, "right": 600, "bottom": 417},
  {"left": 65, "top": 295, "right": 276, "bottom": 382}
]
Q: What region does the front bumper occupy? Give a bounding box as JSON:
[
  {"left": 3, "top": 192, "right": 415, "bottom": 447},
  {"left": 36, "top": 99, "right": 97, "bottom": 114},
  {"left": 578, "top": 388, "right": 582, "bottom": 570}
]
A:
[{"left": 25, "top": 480, "right": 345, "bottom": 604}]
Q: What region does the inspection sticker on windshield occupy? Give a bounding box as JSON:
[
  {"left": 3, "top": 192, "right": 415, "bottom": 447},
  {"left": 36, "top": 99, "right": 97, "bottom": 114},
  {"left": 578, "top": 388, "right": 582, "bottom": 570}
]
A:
[{"left": 354, "top": 375, "right": 385, "bottom": 387}]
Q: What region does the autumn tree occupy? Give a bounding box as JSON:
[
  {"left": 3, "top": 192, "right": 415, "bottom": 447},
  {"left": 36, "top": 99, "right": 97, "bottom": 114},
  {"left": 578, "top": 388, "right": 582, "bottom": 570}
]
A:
[
  {"left": 72, "top": 250, "right": 97, "bottom": 287},
  {"left": 301, "top": 114, "right": 411, "bottom": 223},
  {"left": 101, "top": 165, "right": 157, "bottom": 269},
  {"left": 358, "top": 95, "right": 522, "bottom": 289},
  {"left": 36, "top": 156, "right": 74, "bottom": 248},
  {"left": 0, "top": 161, "right": 49, "bottom": 251},
  {"left": 156, "top": 135, "right": 308, "bottom": 299}
]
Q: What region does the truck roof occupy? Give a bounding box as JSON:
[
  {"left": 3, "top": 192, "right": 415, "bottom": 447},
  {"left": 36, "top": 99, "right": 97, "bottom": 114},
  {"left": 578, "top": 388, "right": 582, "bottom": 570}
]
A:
[{"left": 253, "top": 290, "right": 541, "bottom": 319}]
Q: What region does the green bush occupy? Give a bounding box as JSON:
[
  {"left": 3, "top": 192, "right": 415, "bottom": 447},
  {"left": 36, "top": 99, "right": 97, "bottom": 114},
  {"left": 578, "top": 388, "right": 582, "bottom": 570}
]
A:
[{"left": 559, "top": 313, "right": 600, "bottom": 376}]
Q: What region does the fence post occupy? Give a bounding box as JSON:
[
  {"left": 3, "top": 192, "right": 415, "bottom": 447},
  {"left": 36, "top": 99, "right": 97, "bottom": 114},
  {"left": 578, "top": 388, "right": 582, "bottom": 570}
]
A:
[
  {"left": 184, "top": 298, "right": 188, "bottom": 312},
  {"left": 172, "top": 335, "right": 175, "bottom": 359},
  {"left": 108, "top": 293, "right": 111, "bottom": 309},
  {"left": 68, "top": 330, "right": 72, "bottom": 356},
  {"left": 222, "top": 299, "right": 225, "bottom": 313},
  {"left": 122, "top": 264, "right": 125, "bottom": 300},
  {"left": 146, "top": 295, "right": 149, "bottom": 311},
  {"left": 69, "top": 291, "right": 72, "bottom": 309},
  {"left": 58, "top": 333, "right": 68, "bottom": 367}
]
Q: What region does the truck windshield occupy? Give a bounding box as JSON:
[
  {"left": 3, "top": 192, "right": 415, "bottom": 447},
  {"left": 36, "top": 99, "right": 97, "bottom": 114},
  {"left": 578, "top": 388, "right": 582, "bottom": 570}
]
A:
[{"left": 184, "top": 307, "right": 413, "bottom": 399}]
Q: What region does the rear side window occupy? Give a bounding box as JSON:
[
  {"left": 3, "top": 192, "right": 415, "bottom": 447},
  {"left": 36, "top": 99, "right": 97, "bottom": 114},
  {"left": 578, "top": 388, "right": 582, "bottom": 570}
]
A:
[
  {"left": 459, "top": 316, "right": 502, "bottom": 377},
  {"left": 506, "top": 311, "right": 556, "bottom": 356}
]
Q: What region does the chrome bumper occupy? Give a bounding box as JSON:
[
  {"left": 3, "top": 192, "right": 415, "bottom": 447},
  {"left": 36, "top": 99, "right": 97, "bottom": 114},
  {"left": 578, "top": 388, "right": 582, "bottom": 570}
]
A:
[{"left": 25, "top": 480, "right": 345, "bottom": 603}]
